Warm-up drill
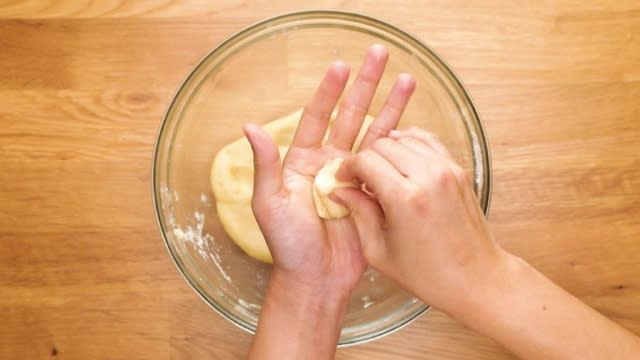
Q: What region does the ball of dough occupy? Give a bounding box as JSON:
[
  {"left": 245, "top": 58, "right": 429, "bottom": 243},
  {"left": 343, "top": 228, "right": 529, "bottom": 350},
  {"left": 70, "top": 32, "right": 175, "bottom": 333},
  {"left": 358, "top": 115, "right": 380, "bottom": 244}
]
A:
[
  {"left": 313, "top": 158, "right": 357, "bottom": 219},
  {"left": 210, "top": 109, "right": 373, "bottom": 263}
]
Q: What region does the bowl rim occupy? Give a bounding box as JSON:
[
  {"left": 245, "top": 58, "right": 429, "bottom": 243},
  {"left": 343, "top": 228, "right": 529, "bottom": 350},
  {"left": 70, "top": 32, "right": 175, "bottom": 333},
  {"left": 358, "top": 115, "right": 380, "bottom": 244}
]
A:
[{"left": 152, "top": 9, "right": 492, "bottom": 347}]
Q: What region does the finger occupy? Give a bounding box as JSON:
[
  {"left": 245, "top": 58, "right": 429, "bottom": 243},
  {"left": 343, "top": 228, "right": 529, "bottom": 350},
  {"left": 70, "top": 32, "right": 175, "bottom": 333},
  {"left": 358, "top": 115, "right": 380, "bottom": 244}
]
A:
[
  {"left": 396, "top": 137, "right": 436, "bottom": 158},
  {"left": 332, "top": 187, "right": 386, "bottom": 262},
  {"left": 395, "top": 130, "right": 465, "bottom": 191},
  {"left": 358, "top": 73, "right": 416, "bottom": 150},
  {"left": 292, "top": 61, "right": 350, "bottom": 149},
  {"left": 338, "top": 149, "right": 406, "bottom": 207},
  {"left": 329, "top": 44, "right": 389, "bottom": 150},
  {"left": 243, "top": 124, "right": 283, "bottom": 199},
  {"left": 389, "top": 127, "right": 453, "bottom": 160},
  {"left": 371, "top": 137, "right": 424, "bottom": 178},
  {"left": 394, "top": 137, "right": 450, "bottom": 184}
]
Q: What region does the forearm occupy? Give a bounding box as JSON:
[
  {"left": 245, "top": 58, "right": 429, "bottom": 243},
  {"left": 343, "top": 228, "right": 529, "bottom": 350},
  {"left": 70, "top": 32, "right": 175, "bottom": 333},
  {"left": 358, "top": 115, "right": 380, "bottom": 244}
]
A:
[
  {"left": 451, "top": 251, "right": 640, "bottom": 359},
  {"left": 247, "top": 270, "right": 349, "bottom": 360}
]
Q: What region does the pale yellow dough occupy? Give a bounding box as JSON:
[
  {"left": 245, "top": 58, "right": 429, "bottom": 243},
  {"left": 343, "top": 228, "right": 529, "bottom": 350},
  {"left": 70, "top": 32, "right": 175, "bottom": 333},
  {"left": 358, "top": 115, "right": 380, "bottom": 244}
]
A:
[
  {"left": 312, "top": 158, "right": 358, "bottom": 219},
  {"left": 211, "top": 109, "right": 373, "bottom": 263}
]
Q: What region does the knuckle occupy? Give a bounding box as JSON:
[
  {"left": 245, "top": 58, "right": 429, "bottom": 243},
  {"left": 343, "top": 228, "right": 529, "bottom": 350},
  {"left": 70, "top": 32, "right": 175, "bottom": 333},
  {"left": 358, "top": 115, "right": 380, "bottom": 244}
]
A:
[
  {"left": 384, "top": 100, "right": 403, "bottom": 115},
  {"left": 351, "top": 151, "right": 372, "bottom": 173},
  {"left": 356, "top": 148, "right": 376, "bottom": 162},
  {"left": 408, "top": 126, "right": 423, "bottom": 135},
  {"left": 452, "top": 165, "right": 469, "bottom": 184},
  {"left": 372, "top": 137, "right": 394, "bottom": 151},
  {"left": 367, "top": 125, "right": 389, "bottom": 139},
  {"left": 399, "top": 137, "right": 422, "bottom": 150},
  {"left": 406, "top": 184, "right": 430, "bottom": 212},
  {"left": 352, "top": 151, "right": 365, "bottom": 167},
  {"left": 427, "top": 132, "right": 442, "bottom": 145},
  {"left": 412, "top": 128, "right": 440, "bottom": 144},
  {"left": 340, "top": 102, "right": 368, "bottom": 120},
  {"left": 360, "top": 70, "right": 381, "bottom": 85},
  {"left": 303, "top": 105, "right": 331, "bottom": 124},
  {"left": 432, "top": 165, "right": 458, "bottom": 188},
  {"left": 301, "top": 105, "right": 315, "bottom": 120},
  {"left": 433, "top": 133, "right": 443, "bottom": 143}
]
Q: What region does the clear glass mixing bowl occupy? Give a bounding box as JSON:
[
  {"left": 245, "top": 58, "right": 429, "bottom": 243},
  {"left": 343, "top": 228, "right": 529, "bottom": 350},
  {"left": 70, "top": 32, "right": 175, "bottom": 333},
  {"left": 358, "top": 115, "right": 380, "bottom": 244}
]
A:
[{"left": 152, "top": 10, "right": 491, "bottom": 346}]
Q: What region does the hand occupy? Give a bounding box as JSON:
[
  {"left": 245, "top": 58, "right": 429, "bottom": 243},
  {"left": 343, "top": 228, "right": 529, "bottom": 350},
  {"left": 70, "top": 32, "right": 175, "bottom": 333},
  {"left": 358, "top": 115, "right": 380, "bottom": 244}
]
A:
[
  {"left": 337, "top": 134, "right": 640, "bottom": 359},
  {"left": 244, "top": 45, "right": 415, "bottom": 294},
  {"left": 246, "top": 45, "right": 415, "bottom": 360},
  {"left": 336, "top": 127, "right": 503, "bottom": 313}
]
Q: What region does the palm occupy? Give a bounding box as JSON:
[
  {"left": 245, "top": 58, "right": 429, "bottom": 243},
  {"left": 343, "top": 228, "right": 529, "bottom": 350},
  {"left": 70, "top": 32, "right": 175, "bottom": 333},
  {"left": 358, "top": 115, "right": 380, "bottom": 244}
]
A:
[
  {"left": 274, "top": 145, "right": 365, "bottom": 289},
  {"left": 245, "top": 45, "right": 415, "bottom": 292}
]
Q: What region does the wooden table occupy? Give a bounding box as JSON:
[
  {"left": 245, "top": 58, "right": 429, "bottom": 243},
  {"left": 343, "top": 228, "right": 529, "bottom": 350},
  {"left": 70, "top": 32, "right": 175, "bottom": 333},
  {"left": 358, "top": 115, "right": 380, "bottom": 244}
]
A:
[{"left": 2, "top": 1, "right": 639, "bottom": 359}]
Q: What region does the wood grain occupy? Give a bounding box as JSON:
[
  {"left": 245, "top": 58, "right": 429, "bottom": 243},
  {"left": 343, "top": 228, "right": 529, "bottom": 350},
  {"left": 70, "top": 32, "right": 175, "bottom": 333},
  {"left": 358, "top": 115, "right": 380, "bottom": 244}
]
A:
[{"left": 1, "top": 0, "right": 639, "bottom": 359}]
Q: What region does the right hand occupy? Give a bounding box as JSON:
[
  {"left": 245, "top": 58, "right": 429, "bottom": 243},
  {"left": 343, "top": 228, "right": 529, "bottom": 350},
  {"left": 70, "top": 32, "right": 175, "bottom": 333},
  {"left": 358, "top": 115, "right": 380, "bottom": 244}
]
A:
[{"left": 335, "top": 127, "right": 506, "bottom": 313}]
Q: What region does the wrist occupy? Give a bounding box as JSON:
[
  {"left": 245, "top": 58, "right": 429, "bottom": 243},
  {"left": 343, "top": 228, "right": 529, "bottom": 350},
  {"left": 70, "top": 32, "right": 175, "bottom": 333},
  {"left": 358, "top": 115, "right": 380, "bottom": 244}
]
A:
[
  {"left": 268, "top": 267, "right": 351, "bottom": 305},
  {"left": 447, "top": 249, "right": 530, "bottom": 329},
  {"left": 250, "top": 269, "right": 350, "bottom": 359},
  {"left": 263, "top": 268, "right": 351, "bottom": 331}
]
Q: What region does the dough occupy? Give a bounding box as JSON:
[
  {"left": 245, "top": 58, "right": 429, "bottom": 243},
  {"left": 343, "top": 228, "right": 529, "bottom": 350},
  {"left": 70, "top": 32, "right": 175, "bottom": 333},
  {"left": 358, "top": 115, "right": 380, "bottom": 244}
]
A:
[
  {"left": 211, "top": 109, "right": 373, "bottom": 263},
  {"left": 312, "top": 158, "right": 358, "bottom": 219}
]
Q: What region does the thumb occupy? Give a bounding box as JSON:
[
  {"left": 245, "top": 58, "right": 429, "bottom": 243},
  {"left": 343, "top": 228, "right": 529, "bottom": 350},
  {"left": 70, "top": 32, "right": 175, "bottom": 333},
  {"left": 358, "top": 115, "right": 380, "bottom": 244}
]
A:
[
  {"left": 333, "top": 187, "right": 386, "bottom": 262},
  {"left": 243, "top": 124, "right": 283, "bottom": 200}
]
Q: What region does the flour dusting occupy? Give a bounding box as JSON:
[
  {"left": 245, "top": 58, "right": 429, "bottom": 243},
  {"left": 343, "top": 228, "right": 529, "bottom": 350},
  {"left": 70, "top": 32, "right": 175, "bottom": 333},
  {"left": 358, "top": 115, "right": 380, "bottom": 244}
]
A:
[
  {"left": 200, "top": 193, "right": 211, "bottom": 207},
  {"left": 163, "top": 188, "right": 263, "bottom": 312},
  {"left": 362, "top": 295, "right": 374, "bottom": 309},
  {"left": 239, "top": 298, "right": 262, "bottom": 311},
  {"left": 172, "top": 210, "right": 213, "bottom": 261},
  {"left": 163, "top": 187, "right": 381, "bottom": 313},
  {"left": 163, "top": 186, "right": 230, "bottom": 284},
  {"left": 209, "top": 250, "right": 231, "bottom": 282}
]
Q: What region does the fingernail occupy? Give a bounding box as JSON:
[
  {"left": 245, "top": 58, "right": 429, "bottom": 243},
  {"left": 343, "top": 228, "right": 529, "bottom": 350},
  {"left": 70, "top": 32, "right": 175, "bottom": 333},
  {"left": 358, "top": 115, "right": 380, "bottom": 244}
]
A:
[
  {"left": 368, "top": 44, "right": 389, "bottom": 62},
  {"left": 397, "top": 73, "right": 416, "bottom": 89},
  {"left": 389, "top": 129, "right": 402, "bottom": 138},
  {"left": 332, "top": 60, "right": 349, "bottom": 71}
]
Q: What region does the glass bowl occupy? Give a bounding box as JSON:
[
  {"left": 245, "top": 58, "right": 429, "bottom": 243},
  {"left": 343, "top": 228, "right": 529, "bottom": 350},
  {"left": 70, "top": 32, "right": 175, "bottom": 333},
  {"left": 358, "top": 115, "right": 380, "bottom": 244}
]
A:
[{"left": 152, "top": 10, "right": 491, "bottom": 346}]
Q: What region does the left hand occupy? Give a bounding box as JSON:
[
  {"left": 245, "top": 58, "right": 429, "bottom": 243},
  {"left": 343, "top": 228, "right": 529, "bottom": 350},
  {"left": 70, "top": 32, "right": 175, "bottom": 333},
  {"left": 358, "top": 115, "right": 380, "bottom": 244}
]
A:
[
  {"left": 243, "top": 44, "right": 416, "bottom": 295},
  {"left": 246, "top": 45, "right": 416, "bottom": 360}
]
